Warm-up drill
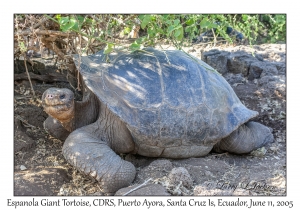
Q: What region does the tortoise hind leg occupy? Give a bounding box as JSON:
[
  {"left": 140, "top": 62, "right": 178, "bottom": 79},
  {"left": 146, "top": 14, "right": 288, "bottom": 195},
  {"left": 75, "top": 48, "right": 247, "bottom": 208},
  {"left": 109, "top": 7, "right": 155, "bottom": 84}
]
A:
[
  {"left": 213, "top": 121, "right": 274, "bottom": 154},
  {"left": 62, "top": 126, "right": 136, "bottom": 194}
]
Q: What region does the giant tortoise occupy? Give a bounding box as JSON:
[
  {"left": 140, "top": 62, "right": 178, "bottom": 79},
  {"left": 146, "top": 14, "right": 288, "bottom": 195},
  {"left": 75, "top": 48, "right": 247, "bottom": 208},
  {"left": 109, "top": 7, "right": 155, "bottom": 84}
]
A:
[{"left": 42, "top": 47, "right": 273, "bottom": 193}]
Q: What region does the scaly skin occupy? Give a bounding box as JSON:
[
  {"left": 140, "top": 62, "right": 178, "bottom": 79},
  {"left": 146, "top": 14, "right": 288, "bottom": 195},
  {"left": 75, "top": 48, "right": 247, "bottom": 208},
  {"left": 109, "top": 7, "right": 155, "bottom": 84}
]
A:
[
  {"left": 213, "top": 121, "right": 274, "bottom": 154},
  {"left": 42, "top": 88, "right": 136, "bottom": 193}
]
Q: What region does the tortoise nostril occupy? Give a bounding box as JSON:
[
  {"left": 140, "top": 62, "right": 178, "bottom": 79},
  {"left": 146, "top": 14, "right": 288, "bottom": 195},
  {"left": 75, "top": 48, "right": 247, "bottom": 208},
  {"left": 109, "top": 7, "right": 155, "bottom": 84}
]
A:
[{"left": 47, "top": 94, "right": 53, "bottom": 98}]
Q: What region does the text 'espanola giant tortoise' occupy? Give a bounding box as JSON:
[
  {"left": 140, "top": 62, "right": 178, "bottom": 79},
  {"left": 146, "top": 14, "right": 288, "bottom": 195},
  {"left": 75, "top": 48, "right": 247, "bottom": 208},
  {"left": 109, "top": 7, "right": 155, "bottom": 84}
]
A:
[{"left": 42, "top": 48, "right": 273, "bottom": 193}]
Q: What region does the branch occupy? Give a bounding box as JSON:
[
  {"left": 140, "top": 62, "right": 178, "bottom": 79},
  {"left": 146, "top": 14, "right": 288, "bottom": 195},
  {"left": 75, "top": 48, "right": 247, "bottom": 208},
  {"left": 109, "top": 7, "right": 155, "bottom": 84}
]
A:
[
  {"left": 14, "top": 29, "right": 76, "bottom": 37},
  {"left": 14, "top": 72, "right": 68, "bottom": 83},
  {"left": 23, "top": 59, "right": 35, "bottom": 97},
  {"left": 122, "top": 178, "right": 152, "bottom": 196},
  {"left": 32, "top": 15, "right": 54, "bottom": 29},
  {"left": 40, "top": 37, "right": 65, "bottom": 59}
]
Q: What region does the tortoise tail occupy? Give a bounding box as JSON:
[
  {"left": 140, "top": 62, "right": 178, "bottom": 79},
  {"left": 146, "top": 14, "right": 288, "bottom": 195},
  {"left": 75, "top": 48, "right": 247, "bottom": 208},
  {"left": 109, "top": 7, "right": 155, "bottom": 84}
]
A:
[{"left": 213, "top": 121, "right": 274, "bottom": 154}]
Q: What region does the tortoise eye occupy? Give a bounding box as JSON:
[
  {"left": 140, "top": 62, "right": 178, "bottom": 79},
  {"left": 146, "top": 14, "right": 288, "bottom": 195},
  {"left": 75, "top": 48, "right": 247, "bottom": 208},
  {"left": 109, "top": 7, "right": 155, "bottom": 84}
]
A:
[{"left": 60, "top": 94, "right": 65, "bottom": 99}]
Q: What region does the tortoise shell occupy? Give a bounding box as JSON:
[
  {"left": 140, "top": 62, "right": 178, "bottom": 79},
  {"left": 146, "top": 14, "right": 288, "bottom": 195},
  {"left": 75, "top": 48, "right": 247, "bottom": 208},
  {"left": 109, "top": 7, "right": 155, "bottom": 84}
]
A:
[{"left": 73, "top": 48, "right": 257, "bottom": 157}]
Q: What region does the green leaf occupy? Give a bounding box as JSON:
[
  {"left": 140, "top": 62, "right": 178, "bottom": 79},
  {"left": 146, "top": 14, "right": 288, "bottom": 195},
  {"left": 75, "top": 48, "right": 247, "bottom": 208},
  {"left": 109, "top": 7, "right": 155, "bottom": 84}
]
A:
[
  {"left": 75, "top": 15, "right": 84, "bottom": 28},
  {"left": 174, "top": 26, "right": 183, "bottom": 41},
  {"left": 138, "top": 14, "right": 145, "bottom": 20},
  {"left": 123, "top": 27, "right": 131, "bottom": 35},
  {"left": 186, "top": 18, "right": 194, "bottom": 26},
  {"left": 76, "top": 15, "right": 84, "bottom": 23},
  {"left": 166, "top": 20, "right": 172, "bottom": 25},
  {"left": 141, "top": 15, "right": 151, "bottom": 29},
  {"left": 167, "top": 25, "right": 175, "bottom": 34},
  {"left": 242, "top": 15, "right": 248, "bottom": 21},
  {"left": 174, "top": 19, "right": 180, "bottom": 26},
  {"left": 55, "top": 14, "right": 61, "bottom": 20},
  {"left": 61, "top": 18, "right": 77, "bottom": 32},
  {"left": 208, "top": 23, "right": 218, "bottom": 29},
  {"left": 104, "top": 43, "right": 114, "bottom": 54},
  {"left": 148, "top": 27, "right": 157, "bottom": 37},
  {"left": 58, "top": 17, "right": 69, "bottom": 25},
  {"left": 129, "top": 43, "right": 142, "bottom": 51},
  {"left": 19, "top": 42, "right": 27, "bottom": 53},
  {"left": 185, "top": 25, "right": 191, "bottom": 33},
  {"left": 200, "top": 19, "right": 210, "bottom": 28},
  {"left": 174, "top": 29, "right": 181, "bottom": 37}
]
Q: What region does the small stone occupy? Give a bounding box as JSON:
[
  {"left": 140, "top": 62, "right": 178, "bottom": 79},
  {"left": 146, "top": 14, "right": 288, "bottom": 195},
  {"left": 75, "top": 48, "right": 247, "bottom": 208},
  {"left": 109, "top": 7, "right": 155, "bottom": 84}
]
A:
[
  {"left": 250, "top": 147, "right": 267, "bottom": 157},
  {"left": 260, "top": 64, "right": 278, "bottom": 77},
  {"left": 168, "top": 167, "right": 193, "bottom": 188},
  {"left": 20, "top": 165, "right": 27, "bottom": 171},
  {"left": 248, "top": 61, "right": 264, "bottom": 80},
  {"left": 204, "top": 170, "right": 213, "bottom": 177},
  {"left": 149, "top": 159, "right": 173, "bottom": 171}
]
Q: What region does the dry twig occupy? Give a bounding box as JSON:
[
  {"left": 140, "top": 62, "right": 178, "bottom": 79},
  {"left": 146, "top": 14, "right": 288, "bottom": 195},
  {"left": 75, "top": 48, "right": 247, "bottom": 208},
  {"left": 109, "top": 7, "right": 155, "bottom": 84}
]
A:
[
  {"left": 122, "top": 178, "right": 152, "bottom": 196},
  {"left": 14, "top": 72, "right": 68, "bottom": 83}
]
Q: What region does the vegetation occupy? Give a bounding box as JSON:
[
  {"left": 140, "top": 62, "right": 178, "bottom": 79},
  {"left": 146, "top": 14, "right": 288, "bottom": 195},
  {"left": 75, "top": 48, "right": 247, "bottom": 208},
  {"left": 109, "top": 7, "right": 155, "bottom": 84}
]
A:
[
  {"left": 14, "top": 14, "right": 286, "bottom": 93},
  {"left": 14, "top": 14, "right": 286, "bottom": 57}
]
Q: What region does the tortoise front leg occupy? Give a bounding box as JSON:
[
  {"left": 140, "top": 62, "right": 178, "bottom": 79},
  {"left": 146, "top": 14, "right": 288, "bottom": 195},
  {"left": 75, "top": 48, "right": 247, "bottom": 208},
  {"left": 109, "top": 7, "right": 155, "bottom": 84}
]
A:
[
  {"left": 62, "top": 125, "right": 136, "bottom": 194},
  {"left": 44, "top": 116, "right": 70, "bottom": 140},
  {"left": 213, "top": 121, "right": 274, "bottom": 154}
]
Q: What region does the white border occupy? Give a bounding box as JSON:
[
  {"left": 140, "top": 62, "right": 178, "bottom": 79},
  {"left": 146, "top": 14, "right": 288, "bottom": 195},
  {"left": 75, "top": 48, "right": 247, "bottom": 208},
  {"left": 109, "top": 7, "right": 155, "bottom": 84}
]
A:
[{"left": 3, "top": 1, "right": 298, "bottom": 209}]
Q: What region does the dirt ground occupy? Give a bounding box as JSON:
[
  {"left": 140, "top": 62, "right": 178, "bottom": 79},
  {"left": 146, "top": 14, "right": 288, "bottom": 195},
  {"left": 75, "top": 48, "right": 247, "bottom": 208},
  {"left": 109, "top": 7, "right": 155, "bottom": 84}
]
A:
[{"left": 13, "top": 43, "right": 286, "bottom": 196}]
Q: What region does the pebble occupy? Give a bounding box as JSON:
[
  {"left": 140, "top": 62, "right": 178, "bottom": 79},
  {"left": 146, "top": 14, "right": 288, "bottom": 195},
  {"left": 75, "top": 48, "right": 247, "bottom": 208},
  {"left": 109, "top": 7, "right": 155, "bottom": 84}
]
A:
[
  {"left": 20, "top": 165, "right": 27, "bottom": 171},
  {"left": 250, "top": 147, "right": 267, "bottom": 157}
]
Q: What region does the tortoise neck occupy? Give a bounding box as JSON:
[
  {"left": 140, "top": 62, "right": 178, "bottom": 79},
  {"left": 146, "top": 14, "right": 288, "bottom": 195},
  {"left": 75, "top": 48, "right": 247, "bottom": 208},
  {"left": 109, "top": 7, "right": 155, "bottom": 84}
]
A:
[
  {"left": 61, "top": 117, "right": 75, "bottom": 132},
  {"left": 73, "top": 91, "right": 100, "bottom": 130},
  {"left": 55, "top": 101, "right": 75, "bottom": 132}
]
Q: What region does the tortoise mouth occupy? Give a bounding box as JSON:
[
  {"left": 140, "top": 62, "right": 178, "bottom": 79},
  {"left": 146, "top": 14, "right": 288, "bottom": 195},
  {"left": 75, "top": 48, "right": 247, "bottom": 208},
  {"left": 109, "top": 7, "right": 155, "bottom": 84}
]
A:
[
  {"left": 42, "top": 96, "right": 73, "bottom": 113},
  {"left": 43, "top": 103, "right": 72, "bottom": 113}
]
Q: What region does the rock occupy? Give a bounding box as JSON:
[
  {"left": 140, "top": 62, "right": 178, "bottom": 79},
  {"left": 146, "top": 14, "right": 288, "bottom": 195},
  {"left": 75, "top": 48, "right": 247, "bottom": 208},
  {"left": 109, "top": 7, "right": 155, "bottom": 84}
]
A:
[
  {"left": 248, "top": 61, "right": 264, "bottom": 80},
  {"left": 14, "top": 118, "right": 35, "bottom": 153},
  {"left": 135, "top": 159, "right": 172, "bottom": 184},
  {"left": 227, "top": 53, "right": 257, "bottom": 76},
  {"left": 201, "top": 50, "right": 230, "bottom": 74},
  {"left": 260, "top": 64, "right": 278, "bottom": 78},
  {"left": 223, "top": 73, "right": 245, "bottom": 85},
  {"left": 201, "top": 44, "right": 285, "bottom": 79},
  {"left": 15, "top": 105, "right": 47, "bottom": 128},
  {"left": 14, "top": 59, "right": 46, "bottom": 74},
  {"left": 148, "top": 159, "right": 173, "bottom": 171},
  {"left": 273, "top": 62, "right": 286, "bottom": 75},
  {"left": 14, "top": 168, "right": 70, "bottom": 196},
  {"left": 258, "top": 75, "right": 286, "bottom": 97},
  {"left": 258, "top": 75, "right": 283, "bottom": 85},
  {"left": 193, "top": 182, "right": 233, "bottom": 196},
  {"left": 254, "top": 53, "right": 264, "bottom": 61},
  {"left": 168, "top": 167, "right": 193, "bottom": 188},
  {"left": 248, "top": 62, "right": 278, "bottom": 80},
  {"left": 250, "top": 147, "right": 267, "bottom": 157},
  {"left": 204, "top": 170, "right": 213, "bottom": 177},
  {"left": 20, "top": 165, "right": 27, "bottom": 171},
  {"left": 115, "top": 183, "right": 170, "bottom": 196}
]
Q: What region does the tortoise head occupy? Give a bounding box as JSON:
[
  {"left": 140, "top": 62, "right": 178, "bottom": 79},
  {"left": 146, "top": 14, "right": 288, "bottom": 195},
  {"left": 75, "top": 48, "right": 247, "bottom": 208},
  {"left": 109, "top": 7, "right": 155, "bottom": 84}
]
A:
[{"left": 42, "top": 88, "right": 75, "bottom": 124}]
